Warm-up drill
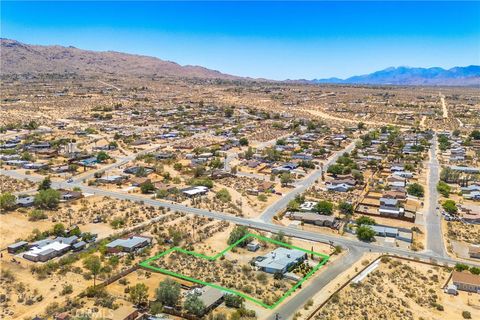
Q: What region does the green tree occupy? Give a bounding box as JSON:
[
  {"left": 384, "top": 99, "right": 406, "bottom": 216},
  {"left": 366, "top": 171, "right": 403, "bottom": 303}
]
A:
[
  {"left": 244, "top": 146, "right": 254, "bottom": 160},
  {"left": 338, "top": 202, "right": 354, "bottom": 215},
  {"left": 273, "top": 231, "right": 287, "bottom": 243},
  {"left": 26, "top": 120, "right": 39, "bottom": 130},
  {"left": 357, "top": 122, "right": 366, "bottom": 131},
  {"left": 470, "top": 130, "right": 480, "bottom": 140},
  {"left": 327, "top": 164, "right": 343, "bottom": 177},
  {"left": 52, "top": 223, "right": 66, "bottom": 236},
  {"left": 216, "top": 188, "right": 232, "bottom": 203},
  {"left": 454, "top": 263, "right": 469, "bottom": 272},
  {"left": 0, "top": 192, "right": 16, "bottom": 211},
  {"left": 21, "top": 151, "right": 34, "bottom": 161},
  {"left": 96, "top": 151, "right": 110, "bottom": 163},
  {"left": 357, "top": 225, "right": 376, "bottom": 242},
  {"left": 407, "top": 183, "right": 425, "bottom": 197},
  {"left": 227, "top": 226, "right": 249, "bottom": 246},
  {"left": 224, "top": 294, "right": 245, "bottom": 308},
  {"left": 314, "top": 201, "right": 334, "bottom": 215},
  {"left": 442, "top": 200, "right": 458, "bottom": 214},
  {"left": 150, "top": 301, "right": 163, "bottom": 315},
  {"left": 470, "top": 267, "right": 480, "bottom": 275},
  {"left": 128, "top": 283, "right": 149, "bottom": 306},
  {"left": 437, "top": 181, "right": 451, "bottom": 197},
  {"left": 34, "top": 189, "right": 60, "bottom": 209},
  {"left": 356, "top": 216, "right": 376, "bottom": 225},
  {"left": 184, "top": 294, "right": 206, "bottom": 316},
  {"left": 156, "top": 278, "right": 181, "bottom": 307},
  {"left": 140, "top": 181, "right": 155, "bottom": 194},
  {"left": 280, "top": 172, "right": 293, "bottom": 186},
  {"left": 29, "top": 209, "right": 47, "bottom": 221},
  {"left": 287, "top": 199, "right": 300, "bottom": 211},
  {"left": 239, "top": 137, "right": 249, "bottom": 146},
  {"left": 83, "top": 255, "right": 102, "bottom": 288},
  {"left": 135, "top": 166, "right": 148, "bottom": 177},
  {"left": 38, "top": 177, "right": 52, "bottom": 191}
]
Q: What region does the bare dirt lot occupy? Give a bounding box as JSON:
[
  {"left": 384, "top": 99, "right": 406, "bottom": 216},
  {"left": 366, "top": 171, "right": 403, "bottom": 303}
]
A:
[{"left": 315, "top": 257, "right": 480, "bottom": 320}]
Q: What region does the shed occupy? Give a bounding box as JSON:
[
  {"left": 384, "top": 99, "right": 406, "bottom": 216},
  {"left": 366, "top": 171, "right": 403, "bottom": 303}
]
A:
[{"left": 247, "top": 241, "right": 260, "bottom": 252}]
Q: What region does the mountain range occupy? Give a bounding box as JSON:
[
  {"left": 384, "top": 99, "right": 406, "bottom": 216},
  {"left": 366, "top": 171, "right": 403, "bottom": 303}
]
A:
[
  {"left": 311, "top": 66, "right": 480, "bottom": 86},
  {"left": 1, "top": 38, "right": 479, "bottom": 86}
]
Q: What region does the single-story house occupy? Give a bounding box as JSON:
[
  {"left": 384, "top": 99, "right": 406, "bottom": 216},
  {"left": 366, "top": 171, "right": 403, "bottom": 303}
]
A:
[
  {"left": 97, "top": 175, "right": 127, "bottom": 184},
  {"left": 393, "top": 171, "right": 413, "bottom": 179},
  {"left": 255, "top": 247, "right": 306, "bottom": 274},
  {"left": 450, "top": 166, "right": 480, "bottom": 174},
  {"left": 464, "top": 191, "right": 480, "bottom": 201},
  {"left": 78, "top": 157, "right": 98, "bottom": 167},
  {"left": 287, "top": 212, "right": 337, "bottom": 227},
  {"left": 123, "top": 166, "right": 154, "bottom": 176},
  {"left": 469, "top": 246, "right": 480, "bottom": 259},
  {"left": 23, "top": 163, "right": 49, "bottom": 170},
  {"left": 326, "top": 183, "right": 353, "bottom": 193},
  {"left": 370, "top": 225, "right": 399, "bottom": 238},
  {"left": 24, "top": 241, "right": 71, "bottom": 262},
  {"left": 59, "top": 190, "right": 83, "bottom": 201},
  {"left": 452, "top": 271, "right": 480, "bottom": 293},
  {"left": 390, "top": 165, "right": 405, "bottom": 172},
  {"left": 106, "top": 235, "right": 152, "bottom": 253},
  {"left": 181, "top": 186, "right": 209, "bottom": 197},
  {"left": 198, "top": 287, "right": 224, "bottom": 314}
]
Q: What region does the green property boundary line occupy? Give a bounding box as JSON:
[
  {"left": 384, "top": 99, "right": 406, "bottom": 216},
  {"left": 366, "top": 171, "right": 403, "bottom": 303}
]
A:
[{"left": 139, "top": 233, "right": 330, "bottom": 309}]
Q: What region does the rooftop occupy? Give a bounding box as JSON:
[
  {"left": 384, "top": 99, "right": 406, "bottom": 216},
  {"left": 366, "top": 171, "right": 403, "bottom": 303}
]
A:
[{"left": 452, "top": 271, "right": 480, "bottom": 286}]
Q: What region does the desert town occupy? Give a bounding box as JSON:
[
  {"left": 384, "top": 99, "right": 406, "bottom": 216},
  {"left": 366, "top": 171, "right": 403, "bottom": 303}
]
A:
[{"left": 0, "top": 65, "right": 479, "bottom": 320}]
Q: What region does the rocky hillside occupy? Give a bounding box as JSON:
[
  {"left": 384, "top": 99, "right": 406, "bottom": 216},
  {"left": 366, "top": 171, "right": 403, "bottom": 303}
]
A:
[{"left": 0, "top": 38, "right": 239, "bottom": 79}]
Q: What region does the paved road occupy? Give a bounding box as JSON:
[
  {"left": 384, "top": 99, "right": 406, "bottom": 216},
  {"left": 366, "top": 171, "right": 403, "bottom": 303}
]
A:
[
  {"left": 259, "top": 141, "right": 356, "bottom": 222},
  {"left": 3, "top": 134, "right": 476, "bottom": 317},
  {"left": 267, "top": 246, "right": 364, "bottom": 320},
  {"left": 4, "top": 168, "right": 473, "bottom": 268},
  {"left": 424, "top": 134, "right": 447, "bottom": 257}
]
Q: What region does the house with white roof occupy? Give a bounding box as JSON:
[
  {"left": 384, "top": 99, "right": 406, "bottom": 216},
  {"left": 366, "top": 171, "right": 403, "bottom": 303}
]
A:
[{"left": 255, "top": 247, "right": 306, "bottom": 274}]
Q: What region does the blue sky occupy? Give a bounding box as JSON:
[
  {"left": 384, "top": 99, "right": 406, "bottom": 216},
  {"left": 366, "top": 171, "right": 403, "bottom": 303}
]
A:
[{"left": 2, "top": 1, "right": 479, "bottom": 80}]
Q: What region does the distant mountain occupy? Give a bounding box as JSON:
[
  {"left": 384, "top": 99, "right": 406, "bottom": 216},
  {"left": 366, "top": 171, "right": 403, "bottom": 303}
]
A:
[
  {"left": 311, "top": 66, "right": 480, "bottom": 86},
  {"left": 0, "top": 38, "right": 240, "bottom": 79}
]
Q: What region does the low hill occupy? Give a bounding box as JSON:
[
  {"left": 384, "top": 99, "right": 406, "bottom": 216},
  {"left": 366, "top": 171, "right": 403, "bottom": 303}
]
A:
[{"left": 0, "top": 38, "right": 239, "bottom": 79}]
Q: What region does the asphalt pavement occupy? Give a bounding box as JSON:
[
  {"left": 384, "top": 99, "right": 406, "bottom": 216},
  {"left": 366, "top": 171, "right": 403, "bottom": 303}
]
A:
[{"left": 424, "top": 134, "right": 447, "bottom": 257}]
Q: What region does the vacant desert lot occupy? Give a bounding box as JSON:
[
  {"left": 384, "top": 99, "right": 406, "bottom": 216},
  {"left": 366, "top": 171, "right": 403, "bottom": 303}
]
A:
[{"left": 315, "top": 257, "right": 480, "bottom": 320}]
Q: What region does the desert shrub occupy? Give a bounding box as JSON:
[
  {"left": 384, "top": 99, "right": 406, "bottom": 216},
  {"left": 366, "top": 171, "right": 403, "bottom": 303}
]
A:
[
  {"left": 61, "top": 284, "right": 73, "bottom": 295},
  {"left": 28, "top": 209, "right": 48, "bottom": 221}
]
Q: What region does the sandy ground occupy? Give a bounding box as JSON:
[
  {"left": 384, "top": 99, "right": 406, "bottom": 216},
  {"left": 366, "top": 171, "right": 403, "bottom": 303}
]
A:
[
  {"left": 0, "top": 211, "right": 53, "bottom": 248},
  {"left": 298, "top": 252, "right": 380, "bottom": 320},
  {"left": 0, "top": 256, "right": 91, "bottom": 320},
  {"left": 313, "top": 257, "right": 480, "bottom": 320}
]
